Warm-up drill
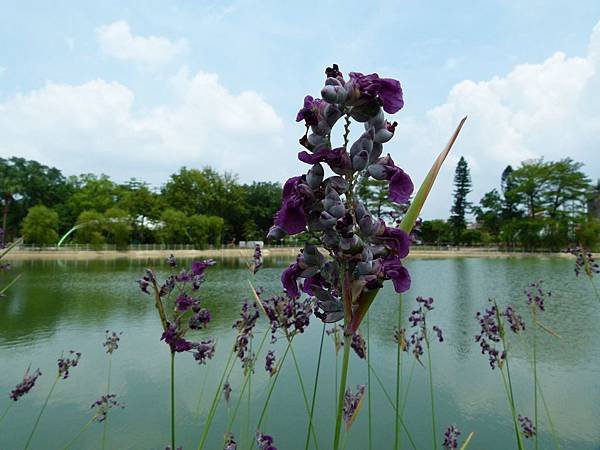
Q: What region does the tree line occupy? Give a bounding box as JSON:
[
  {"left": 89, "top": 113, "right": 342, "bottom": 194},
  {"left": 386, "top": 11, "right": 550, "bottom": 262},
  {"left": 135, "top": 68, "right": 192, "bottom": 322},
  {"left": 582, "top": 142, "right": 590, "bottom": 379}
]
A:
[
  {"left": 1, "top": 155, "right": 598, "bottom": 250},
  {"left": 1, "top": 157, "right": 281, "bottom": 247},
  {"left": 419, "top": 156, "right": 600, "bottom": 251}
]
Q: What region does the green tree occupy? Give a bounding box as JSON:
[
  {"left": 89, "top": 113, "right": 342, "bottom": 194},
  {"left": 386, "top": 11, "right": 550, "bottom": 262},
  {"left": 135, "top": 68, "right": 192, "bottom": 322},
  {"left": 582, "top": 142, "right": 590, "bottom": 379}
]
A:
[
  {"left": 21, "top": 205, "right": 59, "bottom": 245},
  {"left": 419, "top": 220, "right": 452, "bottom": 245},
  {"left": 242, "top": 182, "right": 282, "bottom": 239},
  {"left": 357, "top": 177, "right": 395, "bottom": 219},
  {"left": 473, "top": 189, "right": 504, "bottom": 241},
  {"left": 162, "top": 167, "right": 245, "bottom": 241},
  {"left": 117, "top": 179, "right": 161, "bottom": 243},
  {"left": 158, "top": 209, "right": 189, "bottom": 244},
  {"left": 104, "top": 207, "right": 131, "bottom": 250},
  {"left": 73, "top": 210, "right": 106, "bottom": 249},
  {"left": 449, "top": 156, "right": 472, "bottom": 244}
]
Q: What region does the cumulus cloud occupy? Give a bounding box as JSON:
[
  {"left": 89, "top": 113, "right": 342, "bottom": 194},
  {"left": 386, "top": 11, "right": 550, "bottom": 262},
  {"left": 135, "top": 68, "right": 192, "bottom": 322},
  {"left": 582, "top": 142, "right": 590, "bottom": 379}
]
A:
[
  {"left": 96, "top": 20, "right": 187, "bottom": 65},
  {"left": 394, "top": 19, "right": 600, "bottom": 218},
  {"left": 0, "top": 69, "right": 284, "bottom": 184}
]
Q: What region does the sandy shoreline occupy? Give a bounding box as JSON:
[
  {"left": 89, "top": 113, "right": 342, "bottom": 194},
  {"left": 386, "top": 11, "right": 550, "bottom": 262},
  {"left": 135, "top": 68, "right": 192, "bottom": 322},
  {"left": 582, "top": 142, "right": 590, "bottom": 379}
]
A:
[{"left": 4, "top": 247, "right": 578, "bottom": 260}]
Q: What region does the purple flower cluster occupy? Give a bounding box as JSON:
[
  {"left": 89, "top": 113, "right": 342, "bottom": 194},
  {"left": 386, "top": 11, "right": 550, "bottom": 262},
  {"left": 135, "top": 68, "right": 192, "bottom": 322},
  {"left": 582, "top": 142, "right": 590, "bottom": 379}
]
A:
[
  {"left": 343, "top": 384, "right": 366, "bottom": 428},
  {"left": 138, "top": 258, "right": 217, "bottom": 365},
  {"left": 265, "top": 350, "right": 277, "bottom": 377},
  {"left": 103, "top": 330, "right": 122, "bottom": 354},
  {"left": 256, "top": 431, "right": 277, "bottom": 450},
  {"left": 57, "top": 351, "right": 81, "bottom": 379},
  {"left": 262, "top": 294, "right": 313, "bottom": 340},
  {"left": 475, "top": 300, "right": 525, "bottom": 369},
  {"left": 224, "top": 433, "right": 237, "bottom": 450},
  {"left": 91, "top": 394, "right": 124, "bottom": 422},
  {"left": 399, "top": 297, "right": 444, "bottom": 363},
  {"left": 251, "top": 243, "right": 263, "bottom": 274},
  {"left": 518, "top": 414, "right": 536, "bottom": 438},
  {"left": 568, "top": 246, "right": 599, "bottom": 278},
  {"left": 10, "top": 367, "right": 42, "bottom": 401},
  {"left": 233, "top": 300, "right": 260, "bottom": 372},
  {"left": 268, "top": 64, "right": 413, "bottom": 335},
  {"left": 350, "top": 332, "right": 367, "bottom": 359},
  {"left": 525, "top": 281, "right": 550, "bottom": 312},
  {"left": 442, "top": 425, "right": 461, "bottom": 449},
  {"left": 223, "top": 381, "right": 232, "bottom": 404}
]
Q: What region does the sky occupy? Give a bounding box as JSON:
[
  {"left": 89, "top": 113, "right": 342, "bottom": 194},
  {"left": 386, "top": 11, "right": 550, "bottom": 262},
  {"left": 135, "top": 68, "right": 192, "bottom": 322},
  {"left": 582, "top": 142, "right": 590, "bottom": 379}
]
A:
[{"left": 1, "top": 0, "right": 599, "bottom": 218}]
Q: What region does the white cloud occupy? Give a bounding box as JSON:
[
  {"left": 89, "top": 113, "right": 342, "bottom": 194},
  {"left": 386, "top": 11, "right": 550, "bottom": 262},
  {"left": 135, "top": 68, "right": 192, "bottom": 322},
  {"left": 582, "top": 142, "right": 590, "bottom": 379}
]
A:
[
  {"left": 0, "top": 69, "right": 284, "bottom": 184},
  {"left": 96, "top": 20, "right": 187, "bottom": 65},
  {"left": 394, "top": 19, "right": 600, "bottom": 218}
]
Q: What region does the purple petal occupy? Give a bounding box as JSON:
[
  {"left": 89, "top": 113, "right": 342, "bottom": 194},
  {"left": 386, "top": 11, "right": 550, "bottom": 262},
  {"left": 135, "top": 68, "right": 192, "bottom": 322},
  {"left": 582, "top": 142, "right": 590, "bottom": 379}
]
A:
[{"left": 389, "top": 168, "right": 413, "bottom": 204}]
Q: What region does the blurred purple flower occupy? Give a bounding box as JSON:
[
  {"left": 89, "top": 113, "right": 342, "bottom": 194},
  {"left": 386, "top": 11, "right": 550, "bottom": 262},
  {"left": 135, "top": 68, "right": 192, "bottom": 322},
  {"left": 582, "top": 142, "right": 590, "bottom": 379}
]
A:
[
  {"left": 10, "top": 367, "right": 42, "bottom": 401},
  {"left": 91, "top": 394, "right": 124, "bottom": 422},
  {"left": 265, "top": 350, "right": 277, "bottom": 377},
  {"left": 518, "top": 415, "right": 536, "bottom": 438},
  {"left": 442, "top": 425, "right": 461, "bottom": 449},
  {"left": 351, "top": 332, "right": 367, "bottom": 359},
  {"left": 103, "top": 330, "right": 122, "bottom": 354},
  {"left": 343, "top": 384, "right": 366, "bottom": 428},
  {"left": 256, "top": 431, "right": 277, "bottom": 450},
  {"left": 57, "top": 351, "right": 81, "bottom": 379}
]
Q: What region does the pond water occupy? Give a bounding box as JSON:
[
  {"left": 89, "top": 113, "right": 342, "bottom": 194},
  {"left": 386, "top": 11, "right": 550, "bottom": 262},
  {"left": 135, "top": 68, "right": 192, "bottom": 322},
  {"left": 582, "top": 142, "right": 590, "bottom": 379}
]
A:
[{"left": 0, "top": 256, "right": 598, "bottom": 450}]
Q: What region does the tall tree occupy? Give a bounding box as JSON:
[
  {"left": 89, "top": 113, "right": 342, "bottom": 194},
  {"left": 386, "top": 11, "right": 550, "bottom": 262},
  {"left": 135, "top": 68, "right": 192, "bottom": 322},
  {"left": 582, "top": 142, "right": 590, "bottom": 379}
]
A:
[{"left": 449, "top": 156, "right": 472, "bottom": 243}]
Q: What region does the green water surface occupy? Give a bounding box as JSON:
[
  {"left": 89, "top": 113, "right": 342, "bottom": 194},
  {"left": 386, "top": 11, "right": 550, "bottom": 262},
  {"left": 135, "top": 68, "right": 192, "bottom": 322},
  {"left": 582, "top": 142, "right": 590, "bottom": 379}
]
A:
[{"left": 0, "top": 256, "right": 598, "bottom": 450}]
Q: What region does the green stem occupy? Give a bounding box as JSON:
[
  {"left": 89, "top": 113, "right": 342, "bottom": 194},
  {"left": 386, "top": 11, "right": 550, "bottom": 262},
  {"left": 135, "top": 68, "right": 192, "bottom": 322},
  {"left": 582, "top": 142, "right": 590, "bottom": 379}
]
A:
[
  {"left": 0, "top": 402, "right": 12, "bottom": 426},
  {"left": 401, "top": 359, "right": 417, "bottom": 414},
  {"left": 225, "top": 330, "right": 271, "bottom": 435},
  {"left": 426, "top": 338, "right": 438, "bottom": 450},
  {"left": 24, "top": 375, "right": 59, "bottom": 450},
  {"left": 197, "top": 344, "right": 237, "bottom": 450},
  {"left": 194, "top": 361, "right": 211, "bottom": 416},
  {"left": 170, "top": 351, "right": 176, "bottom": 450},
  {"left": 535, "top": 375, "right": 562, "bottom": 450},
  {"left": 305, "top": 323, "right": 326, "bottom": 450},
  {"left": 250, "top": 338, "right": 293, "bottom": 450},
  {"left": 366, "top": 360, "right": 419, "bottom": 450},
  {"left": 500, "top": 367, "right": 524, "bottom": 450},
  {"left": 394, "top": 297, "right": 403, "bottom": 450},
  {"left": 102, "top": 355, "right": 112, "bottom": 450},
  {"left": 288, "top": 336, "right": 320, "bottom": 450},
  {"left": 367, "top": 316, "right": 372, "bottom": 450},
  {"left": 333, "top": 333, "right": 351, "bottom": 450},
  {"left": 532, "top": 309, "right": 539, "bottom": 450},
  {"left": 62, "top": 417, "right": 94, "bottom": 450}
]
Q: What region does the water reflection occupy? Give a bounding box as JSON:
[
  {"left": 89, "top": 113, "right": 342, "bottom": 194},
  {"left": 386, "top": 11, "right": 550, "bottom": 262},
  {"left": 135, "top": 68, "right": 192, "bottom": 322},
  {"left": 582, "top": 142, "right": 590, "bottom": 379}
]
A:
[{"left": 0, "top": 257, "right": 599, "bottom": 449}]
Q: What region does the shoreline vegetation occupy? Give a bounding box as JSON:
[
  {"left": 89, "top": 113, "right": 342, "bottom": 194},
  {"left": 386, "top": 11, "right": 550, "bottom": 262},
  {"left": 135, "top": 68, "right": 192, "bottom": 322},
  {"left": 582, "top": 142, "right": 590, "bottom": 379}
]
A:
[{"left": 4, "top": 246, "right": 590, "bottom": 261}]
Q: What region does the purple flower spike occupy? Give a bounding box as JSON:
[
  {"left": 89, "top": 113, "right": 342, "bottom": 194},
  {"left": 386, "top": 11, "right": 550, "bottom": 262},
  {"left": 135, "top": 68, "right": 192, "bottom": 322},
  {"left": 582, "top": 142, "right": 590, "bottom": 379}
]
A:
[
  {"left": 351, "top": 332, "right": 367, "bottom": 359},
  {"left": 256, "top": 431, "right": 278, "bottom": 450},
  {"left": 224, "top": 433, "right": 238, "bottom": 450},
  {"left": 103, "top": 330, "right": 122, "bottom": 354},
  {"left": 10, "top": 367, "right": 42, "bottom": 401},
  {"left": 382, "top": 257, "right": 411, "bottom": 293},
  {"left": 91, "top": 394, "right": 124, "bottom": 422},
  {"left": 265, "top": 350, "right": 277, "bottom": 377},
  {"left": 368, "top": 155, "right": 413, "bottom": 204},
  {"left": 281, "top": 263, "right": 302, "bottom": 299},
  {"left": 191, "top": 259, "right": 216, "bottom": 276},
  {"left": 343, "top": 384, "right": 366, "bottom": 429},
  {"left": 223, "top": 381, "right": 232, "bottom": 404},
  {"left": 518, "top": 415, "right": 536, "bottom": 438},
  {"left": 296, "top": 95, "right": 320, "bottom": 126},
  {"left": 442, "top": 425, "right": 461, "bottom": 449},
  {"left": 57, "top": 350, "right": 81, "bottom": 379},
  {"left": 176, "top": 294, "right": 195, "bottom": 312},
  {"left": 348, "top": 72, "right": 404, "bottom": 114}
]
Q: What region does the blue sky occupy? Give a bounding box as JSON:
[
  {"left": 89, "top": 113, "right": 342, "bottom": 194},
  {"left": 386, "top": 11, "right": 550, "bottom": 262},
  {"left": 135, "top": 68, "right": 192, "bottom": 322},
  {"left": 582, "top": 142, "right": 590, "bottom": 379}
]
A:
[{"left": 1, "top": 0, "right": 599, "bottom": 218}]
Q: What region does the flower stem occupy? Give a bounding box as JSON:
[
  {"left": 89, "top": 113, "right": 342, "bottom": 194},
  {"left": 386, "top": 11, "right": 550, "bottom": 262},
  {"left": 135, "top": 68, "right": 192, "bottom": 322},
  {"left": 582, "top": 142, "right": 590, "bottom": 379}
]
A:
[
  {"left": 500, "top": 367, "right": 525, "bottom": 450},
  {"left": 24, "top": 375, "right": 59, "bottom": 450},
  {"left": 170, "top": 351, "right": 176, "bottom": 450},
  {"left": 426, "top": 337, "right": 438, "bottom": 450},
  {"left": 197, "top": 343, "right": 236, "bottom": 450},
  {"left": 305, "top": 323, "right": 326, "bottom": 450},
  {"left": 367, "top": 316, "right": 372, "bottom": 450},
  {"left": 366, "top": 360, "right": 419, "bottom": 450},
  {"left": 333, "top": 333, "right": 351, "bottom": 450},
  {"left": 250, "top": 337, "right": 293, "bottom": 450},
  {"left": 288, "top": 336, "right": 320, "bottom": 450},
  {"left": 532, "top": 308, "right": 539, "bottom": 450},
  {"left": 102, "top": 355, "right": 112, "bottom": 450},
  {"left": 61, "top": 417, "right": 94, "bottom": 450},
  {"left": 0, "top": 402, "right": 12, "bottom": 426},
  {"left": 535, "top": 374, "right": 562, "bottom": 450},
  {"left": 394, "top": 296, "right": 403, "bottom": 450}
]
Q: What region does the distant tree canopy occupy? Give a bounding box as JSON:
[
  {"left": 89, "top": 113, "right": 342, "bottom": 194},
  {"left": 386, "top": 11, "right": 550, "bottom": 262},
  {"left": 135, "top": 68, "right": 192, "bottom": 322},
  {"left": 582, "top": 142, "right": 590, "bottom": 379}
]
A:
[{"left": 1, "top": 157, "right": 282, "bottom": 246}]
